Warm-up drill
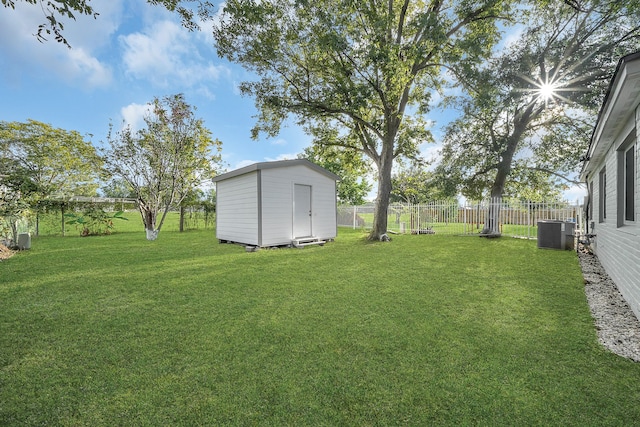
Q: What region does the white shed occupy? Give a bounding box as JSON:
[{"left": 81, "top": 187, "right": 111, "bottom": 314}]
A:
[
  {"left": 212, "top": 159, "right": 340, "bottom": 248},
  {"left": 581, "top": 51, "right": 640, "bottom": 321}
]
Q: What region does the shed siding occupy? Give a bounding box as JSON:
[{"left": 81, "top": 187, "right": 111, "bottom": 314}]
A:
[
  {"left": 588, "top": 107, "right": 640, "bottom": 321},
  {"left": 260, "top": 164, "right": 337, "bottom": 246},
  {"left": 215, "top": 171, "right": 259, "bottom": 245}
]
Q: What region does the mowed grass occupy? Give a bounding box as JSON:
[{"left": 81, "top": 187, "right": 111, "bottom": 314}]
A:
[{"left": 1, "top": 227, "right": 640, "bottom": 425}]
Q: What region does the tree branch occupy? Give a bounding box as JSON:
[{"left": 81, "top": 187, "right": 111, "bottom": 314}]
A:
[{"left": 526, "top": 167, "right": 583, "bottom": 185}]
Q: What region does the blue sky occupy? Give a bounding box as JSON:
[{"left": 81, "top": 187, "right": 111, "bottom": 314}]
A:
[{"left": 0, "top": 0, "right": 585, "bottom": 202}]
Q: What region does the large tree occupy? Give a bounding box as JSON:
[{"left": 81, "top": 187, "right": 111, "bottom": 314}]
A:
[
  {"left": 213, "top": 0, "right": 512, "bottom": 240},
  {"left": 438, "top": 0, "right": 640, "bottom": 235},
  {"left": 0, "top": 119, "right": 101, "bottom": 238},
  {"left": 102, "top": 94, "right": 223, "bottom": 240},
  {"left": 1, "top": 0, "right": 215, "bottom": 47},
  {"left": 0, "top": 120, "right": 101, "bottom": 199}
]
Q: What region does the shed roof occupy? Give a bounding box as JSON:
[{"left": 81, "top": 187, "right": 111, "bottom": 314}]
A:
[
  {"left": 580, "top": 51, "right": 640, "bottom": 181},
  {"left": 212, "top": 159, "right": 340, "bottom": 182}
]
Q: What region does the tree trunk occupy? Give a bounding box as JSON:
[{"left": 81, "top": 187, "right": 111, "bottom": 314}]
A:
[
  {"left": 482, "top": 195, "right": 502, "bottom": 236},
  {"left": 9, "top": 218, "right": 18, "bottom": 248},
  {"left": 61, "top": 203, "right": 65, "bottom": 237},
  {"left": 140, "top": 205, "right": 159, "bottom": 241},
  {"left": 481, "top": 163, "right": 511, "bottom": 235},
  {"left": 480, "top": 161, "right": 511, "bottom": 236},
  {"left": 179, "top": 205, "right": 185, "bottom": 232},
  {"left": 481, "top": 110, "right": 533, "bottom": 236},
  {"left": 368, "top": 145, "right": 394, "bottom": 241}
]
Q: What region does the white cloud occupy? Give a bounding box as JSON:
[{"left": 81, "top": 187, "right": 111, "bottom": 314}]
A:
[
  {"left": 66, "top": 48, "right": 113, "bottom": 87},
  {"left": 232, "top": 152, "right": 298, "bottom": 170},
  {"left": 563, "top": 183, "right": 587, "bottom": 203},
  {"left": 234, "top": 159, "right": 259, "bottom": 169},
  {"left": 429, "top": 90, "right": 443, "bottom": 106},
  {"left": 271, "top": 138, "right": 288, "bottom": 146},
  {"left": 265, "top": 153, "right": 298, "bottom": 162},
  {"left": 500, "top": 26, "right": 524, "bottom": 50},
  {"left": 120, "top": 102, "right": 152, "bottom": 132},
  {"left": 120, "top": 19, "right": 229, "bottom": 88},
  {"left": 193, "top": 1, "right": 226, "bottom": 46},
  {"left": 65, "top": 0, "right": 124, "bottom": 49},
  {"left": 420, "top": 143, "right": 443, "bottom": 167},
  {"left": 232, "top": 81, "right": 243, "bottom": 96},
  {"left": 0, "top": 0, "right": 117, "bottom": 88}
]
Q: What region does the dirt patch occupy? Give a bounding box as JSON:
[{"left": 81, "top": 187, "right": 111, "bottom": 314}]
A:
[
  {"left": 0, "top": 243, "right": 15, "bottom": 261},
  {"left": 578, "top": 244, "right": 640, "bottom": 362}
]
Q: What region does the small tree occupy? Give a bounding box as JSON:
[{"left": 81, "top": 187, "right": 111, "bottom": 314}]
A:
[
  {"left": 391, "top": 164, "right": 455, "bottom": 204},
  {"left": 102, "top": 94, "right": 223, "bottom": 240},
  {"left": 100, "top": 178, "right": 136, "bottom": 199},
  {"left": 0, "top": 158, "right": 36, "bottom": 246}
]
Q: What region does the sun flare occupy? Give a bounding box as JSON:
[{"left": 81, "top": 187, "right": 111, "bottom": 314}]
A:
[
  {"left": 518, "top": 72, "right": 587, "bottom": 106},
  {"left": 537, "top": 83, "right": 556, "bottom": 102}
]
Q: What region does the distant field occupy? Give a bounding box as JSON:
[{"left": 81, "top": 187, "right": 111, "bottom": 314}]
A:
[{"left": 31, "top": 210, "right": 211, "bottom": 236}]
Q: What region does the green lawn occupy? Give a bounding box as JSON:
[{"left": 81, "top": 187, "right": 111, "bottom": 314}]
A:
[{"left": 1, "top": 228, "right": 639, "bottom": 425}]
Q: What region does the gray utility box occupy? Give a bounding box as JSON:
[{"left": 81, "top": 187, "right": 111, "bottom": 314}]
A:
[
  {"left": 17, "top": 233, "right": 31, "bottom": 250},
  {"left": 537, "top": 221, "right": 575, "bottom": 250}
]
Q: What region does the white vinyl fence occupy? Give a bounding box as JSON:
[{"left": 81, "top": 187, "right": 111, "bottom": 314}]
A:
[{"left": 338, "top": 198, "right": 584, "bottom": 239}]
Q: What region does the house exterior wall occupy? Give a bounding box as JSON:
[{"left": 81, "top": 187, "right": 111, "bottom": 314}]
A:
[
  {"left": 215, "top": 171, "right": 259, "bottom": 246},
  {"left": 587, "top": 106, "right": 640, "bottom": 321},
  {"left": 260, "top": 164, "right": 337, "bottom": 246}
]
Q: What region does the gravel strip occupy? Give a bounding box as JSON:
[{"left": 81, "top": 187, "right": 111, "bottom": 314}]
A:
[{"left": 578, "top": 247, "right": 640, "bottom": 362}]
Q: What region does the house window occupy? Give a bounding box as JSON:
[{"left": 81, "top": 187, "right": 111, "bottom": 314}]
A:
[
  {"left": 587, "top": 180, "right": 595, "bottom": 220},
  {"left": 617, "top": 131, "right": 636, "bottom": 227},
  {"left": 625, "top": 145, "right": 635, "bottom": 222},
  {"left": 599, "top": 167, "right": 606, "bottom": 222}
]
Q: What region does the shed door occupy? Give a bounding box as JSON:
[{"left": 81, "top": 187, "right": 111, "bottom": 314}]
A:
[{"left": 293, "top": 184, "right": 312, "bottom": 237}]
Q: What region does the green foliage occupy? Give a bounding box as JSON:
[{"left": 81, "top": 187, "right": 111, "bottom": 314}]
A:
[
  {"left": 2, "top": 229, "right": 640, "bottom": 424},
  {"left": 0, "top": 119, "right": 101, "bottom": 199},
  {"left": 0, "top": 120, "right": 101, "bottom": 242},
  {"left": 0, "top": 156, "right": 37, "bottom": 245},
  {"left": 505, "top": 168, "right": 565, "bottom": 202},
  {"left": 1, "top": 0, "right": 215, "bottom": 47},
  {"left": 64, "top": 206, "right": 128, "bottom": 236},
  {"left": 101, "top": 94, "right": 223, "bottom": 239},
  {"left": 299, "top": 145, "right": 371, "bottom": 205},
  {"left": 100, "top": 178, "right": 136, "bottom": 199},
  {"left": 390, "top": 163, "right": 456, "bottom": 204},
  {"left": 438, "top": 0, "right": 640, "bottom": 200},
  {"left": 213, "top": 0, "right": 513, "bottom": 238}
]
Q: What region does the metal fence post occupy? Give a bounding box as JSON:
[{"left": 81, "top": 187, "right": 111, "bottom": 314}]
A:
[{"left": 352, "top": 206, "right": 356, "bottom": 230}]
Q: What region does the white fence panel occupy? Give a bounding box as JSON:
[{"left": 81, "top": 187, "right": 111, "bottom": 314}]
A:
[{"left": 338, "top": 199, "right": 583, "bottom": 239}]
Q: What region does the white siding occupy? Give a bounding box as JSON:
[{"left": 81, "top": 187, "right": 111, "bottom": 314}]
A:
[
  {"left": 589, "top": 107, "right": 640, "bottom": 321},
  {"left": 215, "top": 172, "right": 259, "bottom": 245},
  {"left": 260, "top": 165, "right": 337, "bottom": 246}
]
